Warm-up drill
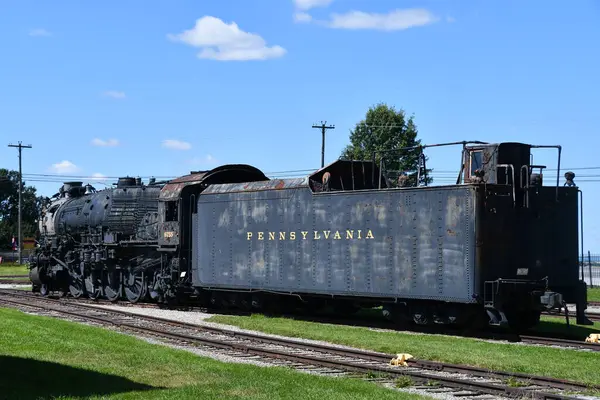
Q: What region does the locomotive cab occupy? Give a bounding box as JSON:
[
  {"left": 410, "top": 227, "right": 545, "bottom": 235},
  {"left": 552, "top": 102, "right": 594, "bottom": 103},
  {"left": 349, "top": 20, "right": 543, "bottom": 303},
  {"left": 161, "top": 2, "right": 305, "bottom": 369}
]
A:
[
  {"left": 156, "top": 165, "right": 269, "bottom": 299},
  {"left": 462, "top": 142, "right": 542, "bottom": 188}
]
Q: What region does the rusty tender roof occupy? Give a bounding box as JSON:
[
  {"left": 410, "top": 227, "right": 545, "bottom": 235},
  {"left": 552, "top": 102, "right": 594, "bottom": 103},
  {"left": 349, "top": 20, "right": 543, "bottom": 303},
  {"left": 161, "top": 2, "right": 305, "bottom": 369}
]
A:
[
  {"left": 159, "top": 164, "right": 268, "bottom": 201},
  {"left": 160, "top": 173, "right": 208, "bottom": 201},
  {"left": 202, "top": 177, "right": 309, "bottom": 195}
]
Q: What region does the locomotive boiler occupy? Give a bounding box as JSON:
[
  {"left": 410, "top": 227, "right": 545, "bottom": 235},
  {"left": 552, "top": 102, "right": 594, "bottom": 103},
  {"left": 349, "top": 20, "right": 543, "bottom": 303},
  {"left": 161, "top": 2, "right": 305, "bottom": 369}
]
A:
[{"left": 29, "top": 177, "right": 164, "bottom": 302}]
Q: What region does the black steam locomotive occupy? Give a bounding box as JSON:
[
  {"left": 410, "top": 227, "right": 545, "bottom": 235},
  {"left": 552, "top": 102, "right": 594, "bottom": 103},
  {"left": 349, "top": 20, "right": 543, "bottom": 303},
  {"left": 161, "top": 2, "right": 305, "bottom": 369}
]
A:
[{"left": 28, "top": 141, "right": 592, "bottom": 330}]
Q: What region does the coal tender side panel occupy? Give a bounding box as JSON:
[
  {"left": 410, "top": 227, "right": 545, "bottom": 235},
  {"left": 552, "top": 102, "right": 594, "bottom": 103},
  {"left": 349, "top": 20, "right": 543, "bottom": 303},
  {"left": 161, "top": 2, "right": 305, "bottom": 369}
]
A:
[
  {"left": 440, "top": 188, "right": 475, "bottom": 301},
  {"left": 195, "top": 192, "right": 217, "bottom": 286},
  {"left": 195, "top": 183, "right": 476, "bottom": 302},
  {"left": 234, "top": 190, "right": 292, "bottom": 289},
  {"left": 230, "top": 195, "right": 254, "bottom": 286},
  {"left": 196, "top": 190, "right": 252, "bottom": 288},
  {"left": 309, "top": 188, "right": 475, "bottom": 301},
  {"left": 405, "top": 187, "right": 475, "bottom": 302},
  {"left": 195, "top": 185, "right": 302, "bottom": 290}
]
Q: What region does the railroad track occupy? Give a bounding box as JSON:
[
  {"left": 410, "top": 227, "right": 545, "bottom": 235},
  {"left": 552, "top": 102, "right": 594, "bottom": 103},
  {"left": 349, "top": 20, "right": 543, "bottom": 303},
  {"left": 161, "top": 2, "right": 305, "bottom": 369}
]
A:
[
  {"left": 3, "top": 288, "right": 600, "bottom": 352},
  {"left": 542, "top": 309, "right": 600, "bottom": 323},
  {"left": 0, "top": 290, "right": 597, "bottom": 400}
]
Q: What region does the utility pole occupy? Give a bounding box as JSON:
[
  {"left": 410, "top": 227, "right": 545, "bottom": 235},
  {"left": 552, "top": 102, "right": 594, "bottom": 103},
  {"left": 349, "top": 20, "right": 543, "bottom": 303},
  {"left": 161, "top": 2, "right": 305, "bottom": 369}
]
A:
[
  {"left": 7, "top": 141, "right": 32, "bottom": 264},
  {"left": 312, "top": 121, "right": 335, "bottom": 168}
]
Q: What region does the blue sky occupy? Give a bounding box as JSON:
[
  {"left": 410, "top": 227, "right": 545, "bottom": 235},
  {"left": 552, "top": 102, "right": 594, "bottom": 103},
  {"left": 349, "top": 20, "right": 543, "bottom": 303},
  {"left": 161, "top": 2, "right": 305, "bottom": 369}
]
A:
[{"left": 1, "top": 0, "right": 599, "bottom": 249}]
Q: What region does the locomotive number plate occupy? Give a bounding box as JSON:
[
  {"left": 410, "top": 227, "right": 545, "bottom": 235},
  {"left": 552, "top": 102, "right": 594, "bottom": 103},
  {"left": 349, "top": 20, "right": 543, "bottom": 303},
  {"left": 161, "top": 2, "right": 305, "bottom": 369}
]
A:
[{"left": 163, "top": 231, "right": 175, "bottom": 238}]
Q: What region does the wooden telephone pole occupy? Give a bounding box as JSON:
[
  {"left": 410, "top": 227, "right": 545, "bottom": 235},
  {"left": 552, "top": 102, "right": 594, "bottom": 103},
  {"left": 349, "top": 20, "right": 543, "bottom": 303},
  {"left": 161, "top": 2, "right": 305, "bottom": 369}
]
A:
[
  {"left": 7, "top": 141, "right": 32, "bottom": 264},
  {"left": 312, "top": 121, "right": 335, "bottom": 168}
]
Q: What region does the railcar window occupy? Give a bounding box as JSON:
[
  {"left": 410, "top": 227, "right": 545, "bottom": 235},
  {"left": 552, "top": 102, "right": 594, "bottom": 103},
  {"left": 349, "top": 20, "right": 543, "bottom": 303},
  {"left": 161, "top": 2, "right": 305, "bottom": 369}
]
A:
[
  {"left": 165, "top": 201, "right": 178, "bottom": 222},
  {"left": 470, "top": 151, "right": 482, "bottom": 175}
]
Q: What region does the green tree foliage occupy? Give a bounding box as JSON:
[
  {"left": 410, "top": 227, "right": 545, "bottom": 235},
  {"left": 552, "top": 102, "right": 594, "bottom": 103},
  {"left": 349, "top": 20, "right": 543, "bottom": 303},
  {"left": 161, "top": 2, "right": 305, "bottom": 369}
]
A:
[
  {"left": 339, "top": 103, "right": 433, "bottom": 187},
  {"left": 0, "top": 169, "right": 50, "bottom": 249}
]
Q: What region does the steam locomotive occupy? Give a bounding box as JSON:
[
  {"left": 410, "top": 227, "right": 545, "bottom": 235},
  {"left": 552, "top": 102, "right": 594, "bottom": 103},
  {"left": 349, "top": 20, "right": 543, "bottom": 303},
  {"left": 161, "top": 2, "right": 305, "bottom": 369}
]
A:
[{"left": 28, "top": 140, "right": 592, "bottom": 330}]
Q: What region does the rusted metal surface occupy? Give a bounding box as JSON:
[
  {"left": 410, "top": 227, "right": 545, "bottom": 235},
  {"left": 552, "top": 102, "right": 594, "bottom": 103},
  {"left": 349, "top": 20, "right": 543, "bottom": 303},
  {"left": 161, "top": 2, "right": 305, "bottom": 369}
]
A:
[
  {"left": 159, "top": 164, "right": 269, "bottom": 201},
  {"left": 202, "top": 177, "right": 308, "bottom": 195},
  {"left": 160, "top": 172, "right": 209, "bottom": 201}
]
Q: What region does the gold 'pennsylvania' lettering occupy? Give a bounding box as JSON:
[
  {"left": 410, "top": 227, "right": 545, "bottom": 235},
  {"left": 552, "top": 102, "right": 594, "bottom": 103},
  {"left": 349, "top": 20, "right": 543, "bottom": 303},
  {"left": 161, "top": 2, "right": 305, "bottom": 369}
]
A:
[{"left": 246, "top": 229, "right": 375, "bottom": 241}]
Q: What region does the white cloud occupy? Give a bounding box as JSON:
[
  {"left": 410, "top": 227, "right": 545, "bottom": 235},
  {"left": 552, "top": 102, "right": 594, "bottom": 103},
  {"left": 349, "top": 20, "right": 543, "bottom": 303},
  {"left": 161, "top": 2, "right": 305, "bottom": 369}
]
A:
[
  {"left": 328, "top": 8, "right": 438, "bottom": 31},
  {"left": 162, "top": 139, "right": 192, "bottom": 150},
  {"left": 91, "top": 138, "right": 120, "bottom": 147},
  {"left": 167, "top": 16, "right": 286, "bottom": 61},
  {"left": 29, "top": 28, "right": 51, "bottom": 37},
  {"left": 103, "top": 91, "right": 126, "bottom": 99},
  {"left": 49, "top": 160, "right": 79, "bottom": 173},
  {"left": 294, "top": 0, "right": 333, "bottom": 11},
  {"left": 292, "top": 0, "right": 332, "bottom": 23},
  {"left": 91, "top": 173, "right": 107, "bottom": 180},
  {"left": 294, "top": 12, "right": 313, "bottom": 23}
]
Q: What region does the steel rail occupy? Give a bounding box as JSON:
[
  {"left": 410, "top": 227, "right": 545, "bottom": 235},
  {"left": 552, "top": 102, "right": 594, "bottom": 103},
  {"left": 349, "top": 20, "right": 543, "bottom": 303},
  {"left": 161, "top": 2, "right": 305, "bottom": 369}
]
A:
[
  {"left": 543, "top": 309, "right": 600, "bottom": 322},
  {"left": 2, "top": 288, "right": 599, "bottom": 352}
]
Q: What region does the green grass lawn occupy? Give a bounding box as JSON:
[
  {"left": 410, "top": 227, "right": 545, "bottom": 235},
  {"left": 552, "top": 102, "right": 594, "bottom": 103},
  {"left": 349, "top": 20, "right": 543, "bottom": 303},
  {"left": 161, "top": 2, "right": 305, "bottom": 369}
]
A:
[
  {"left": 206, "top": 313, "right": 600, "bottom": 387},
  {"left": 588, "top": 287, "right": 600, "bottom": 302},
  {"left": 0, "top": 307, "right": 427, "bottom": 400},
  {"left": 0, "top": 262, "right": 28, "bottom": 276},
  {"left": 0, "top": 276, "right": 29, "bottom": 281}
]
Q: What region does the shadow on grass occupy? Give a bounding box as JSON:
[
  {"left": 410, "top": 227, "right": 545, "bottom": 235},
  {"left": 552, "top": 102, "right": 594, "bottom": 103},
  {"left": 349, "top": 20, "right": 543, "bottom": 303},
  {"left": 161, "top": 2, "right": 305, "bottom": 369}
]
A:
[
  {"left": 0, "top": 355, "right": 158, "bottom": 399},
  {"left": 533, "top": 319, "right": 600, "bottom": 340}
]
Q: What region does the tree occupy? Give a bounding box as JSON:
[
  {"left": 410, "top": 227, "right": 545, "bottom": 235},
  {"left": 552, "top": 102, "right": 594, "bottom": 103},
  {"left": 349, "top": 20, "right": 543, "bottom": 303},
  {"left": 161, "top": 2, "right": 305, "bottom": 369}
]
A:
[
  {"left": 339, "top": 103, "right": 433, "bottom": 187},
  {"left": 0, "top": 168, "right": 50, "bottom": 250}
]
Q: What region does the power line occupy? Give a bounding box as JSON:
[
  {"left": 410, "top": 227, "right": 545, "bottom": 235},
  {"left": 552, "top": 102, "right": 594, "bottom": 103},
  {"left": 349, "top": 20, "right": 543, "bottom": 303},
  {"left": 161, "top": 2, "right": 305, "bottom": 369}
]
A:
[
  {"left": 16, "top": 164, "right": 600, "bottom": 187},
  {"left": 18, "top": 164, "right": 600, "bottom": 180},
  {"left": 18, "top": 172, "right": 600, "bottom": 189},
  {"left": 23, "top": 173, "right": 176, "bottom": 179},
  {"left": 20, "top": 167, "right": 600, "bottom": 180},
  {"left": 7, "top": 141, "right": 32, "bottom": 265},
  {"left": 312, "top": 121, "right": 335, "bottom": 168}
]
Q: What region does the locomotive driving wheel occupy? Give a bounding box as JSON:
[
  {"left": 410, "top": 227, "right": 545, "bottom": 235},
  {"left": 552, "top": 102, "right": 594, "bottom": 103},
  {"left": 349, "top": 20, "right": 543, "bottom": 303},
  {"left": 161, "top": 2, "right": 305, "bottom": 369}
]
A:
[
  {"left": 84, "top": 270, "right": 102, "bottom": 299},
  {"left": 123, "top": 268, "right": 147, "bottom": 303},
  {"left": 103, "top": 269, "right": 122, "bottom": 302},
  {"left": 39, "top": 284, "right": 50, "bottom": 296},
  {"left": 68, "top": 272, "right": 85, "bottom": 298}
]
